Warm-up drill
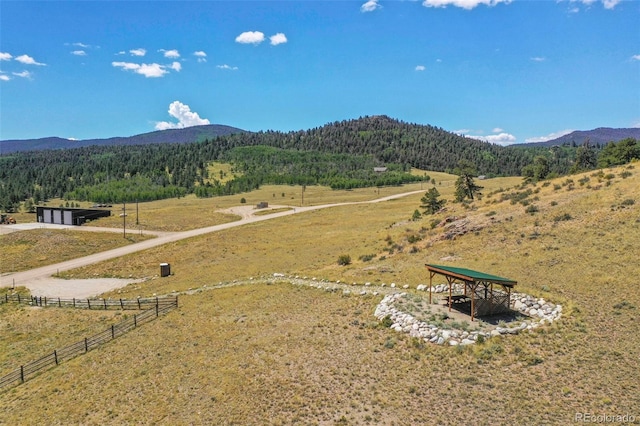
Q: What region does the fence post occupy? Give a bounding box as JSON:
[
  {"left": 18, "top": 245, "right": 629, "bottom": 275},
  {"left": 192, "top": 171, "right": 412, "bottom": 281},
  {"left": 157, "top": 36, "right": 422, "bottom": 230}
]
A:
[
  {"left": 120, "top": 299, "right": 124, "bottom": 310},
  {"left": 103, "top": 299, "right": 107, "bottom": 310},
  {"left": 17, "top": 294, "right": 21, "bottom": 304},
  {"left": 111, "top": 325, "right": 115, "bottom": 339},
  {"left": 58, "top": 298, "right": 61, "bottom": 307},
  {"left": 87, "top": 299, "right": 91, "bottom": 309},
  {"left": 84, "top": 338, "right": 89, "bottom": 352},
  {"left": 134, "top": 314, "right": 137, "bottom": 328},
  {"left": 137, "top": 298, "right": 141, "bottom": 310},
  {"left": 44, "top": 297, "right": 47, "bottom": 307},
  {"left": 54, "top": 350, "right": 58, "bottom": 366},
  {"left": 156, "top": 303, "right": 159, "bottom": 317},
  {"left": 73, "top": 298, "right": 76, "bottom": 308},
  {"left": 20, "top": 366, "right": 24, "bottom": 383}
]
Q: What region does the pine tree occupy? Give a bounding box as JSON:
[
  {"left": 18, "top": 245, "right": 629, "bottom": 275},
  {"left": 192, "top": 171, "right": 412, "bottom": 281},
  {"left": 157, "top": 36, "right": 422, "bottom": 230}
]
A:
[
  {"left": 454, "top": 160, "right": 483, "bottom": 201},
  {"left": 420, "top": 187, "right": 446, "bottom": 215}
]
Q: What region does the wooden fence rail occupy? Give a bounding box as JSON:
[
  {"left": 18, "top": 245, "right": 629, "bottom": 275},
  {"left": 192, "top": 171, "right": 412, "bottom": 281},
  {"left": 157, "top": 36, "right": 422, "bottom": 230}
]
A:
[
  {"left": 0, "top": 297, "right": 178, "bottom": 391},
  {"left": 0, "top": 293, "right": 176, "bottom": 311}
]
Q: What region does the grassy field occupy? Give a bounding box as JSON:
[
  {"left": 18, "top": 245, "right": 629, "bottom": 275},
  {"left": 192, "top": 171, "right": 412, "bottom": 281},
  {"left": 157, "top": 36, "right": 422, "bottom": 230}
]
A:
[
  {"left": 1, "top": 167, "right": 639, "bottom": 424},
  {"left": 0, "top": 293, "right": 122, "bottom": 373},
  {"left": 0, "top": 229, "right": 153, "bottom": 273}
]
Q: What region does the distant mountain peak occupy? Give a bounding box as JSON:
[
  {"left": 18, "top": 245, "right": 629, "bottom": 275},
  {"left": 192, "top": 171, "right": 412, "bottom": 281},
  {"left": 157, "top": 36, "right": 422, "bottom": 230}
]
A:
[
  {"left": 519, "top": 127, "right": 640, "bottom": 148},
  {"left": 0, "top": 124, "right": 246, "bottom": 154}
]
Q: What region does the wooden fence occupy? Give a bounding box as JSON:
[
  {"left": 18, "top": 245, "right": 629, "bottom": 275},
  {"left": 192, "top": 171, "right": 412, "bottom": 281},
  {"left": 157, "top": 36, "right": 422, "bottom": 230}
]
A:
[
  {"left": 0, "top": 295, "right": 178, "bottom": 391},
  {"left": 0, "top": 293, "right": 176, "bottom": 311}
]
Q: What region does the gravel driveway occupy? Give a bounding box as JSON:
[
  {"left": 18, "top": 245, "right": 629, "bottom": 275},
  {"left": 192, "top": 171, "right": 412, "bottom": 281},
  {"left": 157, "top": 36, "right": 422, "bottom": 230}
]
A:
[{"left": 0, "top": 191, "right": 422, "bottom": 298}]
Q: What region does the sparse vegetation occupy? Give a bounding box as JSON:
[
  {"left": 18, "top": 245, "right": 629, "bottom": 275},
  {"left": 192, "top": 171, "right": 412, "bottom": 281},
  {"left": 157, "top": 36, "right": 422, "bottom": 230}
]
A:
[{"left": 2, "top": 165, "right": 639, "bottom": 424}]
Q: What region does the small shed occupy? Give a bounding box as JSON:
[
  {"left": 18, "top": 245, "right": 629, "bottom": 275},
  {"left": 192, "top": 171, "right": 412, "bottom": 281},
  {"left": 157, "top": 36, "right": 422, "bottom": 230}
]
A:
[
  {"left": 426, "top": 263, "right": 517, "bottom": 321},
  {"left": 36, "top": 207, "right": 111, "bottom": 226}
]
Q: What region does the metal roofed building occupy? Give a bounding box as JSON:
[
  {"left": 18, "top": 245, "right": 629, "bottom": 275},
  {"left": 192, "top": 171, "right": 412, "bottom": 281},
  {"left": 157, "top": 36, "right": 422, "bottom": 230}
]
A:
[
  {"left": 36, "top": 207, "right": 111, "bottom": 226},
  {"left": 426, "top": 263, "right": 517, "bottom": 321}
]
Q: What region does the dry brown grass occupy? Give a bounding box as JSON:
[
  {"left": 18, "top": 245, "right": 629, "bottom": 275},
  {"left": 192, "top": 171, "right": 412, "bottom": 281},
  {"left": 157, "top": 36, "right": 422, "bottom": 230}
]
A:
[
  {"left": 1, "top": 167, "right": 639, "bottom": 424},
  {"left": 0, "top": 299, "right": 121, "bottom": 373},
  {"left": 0, "top": 229, "right": 153, "bottom": 273}
]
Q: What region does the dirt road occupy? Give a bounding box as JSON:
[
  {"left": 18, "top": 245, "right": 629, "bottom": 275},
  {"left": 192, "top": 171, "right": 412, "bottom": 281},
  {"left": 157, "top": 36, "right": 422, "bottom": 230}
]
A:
[{"left": 0, "top": 190, "right": 423, "bottom": 298}]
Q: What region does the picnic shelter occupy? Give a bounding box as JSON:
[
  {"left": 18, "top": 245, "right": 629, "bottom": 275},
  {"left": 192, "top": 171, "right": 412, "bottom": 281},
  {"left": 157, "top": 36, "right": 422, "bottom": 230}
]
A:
[{"left": 426, "top": 264, "right": 517, "bottom": 321}]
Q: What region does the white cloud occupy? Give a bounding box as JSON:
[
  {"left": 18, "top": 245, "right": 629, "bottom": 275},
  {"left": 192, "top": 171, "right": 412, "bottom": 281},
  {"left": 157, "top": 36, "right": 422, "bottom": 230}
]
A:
[
  {"left": 453, "top": 129, "right": 471, "bottom": 135},
  {"left": 602, "top": 0, "right": 620, "bottom": 9},
  {"left": 72, "top": 50, "right": 87, "bottom": 56},
  {"left": 130, "top": 48, "right": 146, "bottom": 57},
  {"left": 469, "top": 132, "right": 517, "bottom": 145},
  {"left": 415, "top": 65, "right": 426, "bottom": 71},
  {"left": 270, "top": 33, "right": 288, "bottom": 46},
  {"left": 492, "top": 127, "right": 504, "bottom": 133},
  {"left": 15, "top": 54, "right": 46, "bottom": 66},
  {"left": 422, "top": 0, "right": 511, "bottom": 10},
  {"left": 632, "top": 55, "right": 640, "bottom": 61},
  {"left": 13, "top": 70, "right": 33, "bottom": 79},
  {"left": 0, "top": 52, "right": 13, "bottom": 61},
  {"left": 530, "top": 56, "right": 546, "bottom": 62},
  {"left": 169, "top": 61, "right": 182, "bottom": 72},
  {"left": 73, "top": 42, "right": 89, "bottom": 48},
  {"left": 0, "top": 74, "right": 10, "bottom": 81},
  {"left": 525, "top": 129, "right": 574, "bottom": 143},
  {"left": 160, "top": 49, "right": 180, "bottom": 59},
  {"left": 112, "top": 61, "right": 169, "bottom": 78},
  {"left": 217, "top": 64, "right": 239, "bottom": 70},
  {"left": 235, "top": 31, "right": 265, "bottom": 45},
  {"left": 155, "top": 101, "right": 210, "bottom": 130},
  {"left": 194, "top": 51, "right": 207, "bottom": 63},
  {"left": 361, "top": 0, "right": 382, "bottom": 12},
  {"left": 567, "top": 0, "right": 621, "bottom": 11}
]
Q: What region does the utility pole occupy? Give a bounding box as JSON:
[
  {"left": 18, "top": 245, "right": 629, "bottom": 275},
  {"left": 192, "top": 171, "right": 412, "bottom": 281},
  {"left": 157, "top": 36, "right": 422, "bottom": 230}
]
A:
[{"left": 123, "top": 202, "right": 126, "bottom": 238}]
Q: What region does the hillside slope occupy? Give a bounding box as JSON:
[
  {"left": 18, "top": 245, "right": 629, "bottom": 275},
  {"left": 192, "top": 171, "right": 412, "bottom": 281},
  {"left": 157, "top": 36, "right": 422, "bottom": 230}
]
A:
[
  {"left": 518, "top": 127, "right": 640, "bottom": 147},
  {"left": 1, "top": 165, "right": 639, "bottom": 424},
  {"left": 0, "top": 124, "right": 246, "bottom": 154}
]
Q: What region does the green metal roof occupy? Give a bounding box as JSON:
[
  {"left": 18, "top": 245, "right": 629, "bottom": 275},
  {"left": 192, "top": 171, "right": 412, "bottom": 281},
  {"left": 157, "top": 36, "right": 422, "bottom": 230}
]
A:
[{"left": 426, "top": 264, "right": 517, "bottom": 286}]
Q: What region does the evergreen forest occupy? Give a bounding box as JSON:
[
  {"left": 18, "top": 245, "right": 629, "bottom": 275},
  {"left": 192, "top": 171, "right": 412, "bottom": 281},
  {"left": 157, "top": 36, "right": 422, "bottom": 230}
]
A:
[{"left": 1, "top": 115, "right": 637, "bottom": 212}]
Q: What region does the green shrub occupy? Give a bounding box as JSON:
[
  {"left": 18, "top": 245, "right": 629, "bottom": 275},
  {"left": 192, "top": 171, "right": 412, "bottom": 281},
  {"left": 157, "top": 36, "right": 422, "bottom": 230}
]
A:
[
  {"left": 337, "top": 254, "right": 352, "bottom": 266},
  {"left": 384, "top": 338, "right": 396, "bottom": 349},
  {"left": 525, "top": 205, "right": 539, "bottom": 215},
  {"left": 381, "top": 315, "right": 393, "bottom": 327},
  {"left": 553, "top": 213, "right": 572, "bottom": 222},
  {"left": 359, "top": 254, "right": 376, "bottom": 262},
  {"left": 407, "top": 234, "right": 422, "bottom": 244}
]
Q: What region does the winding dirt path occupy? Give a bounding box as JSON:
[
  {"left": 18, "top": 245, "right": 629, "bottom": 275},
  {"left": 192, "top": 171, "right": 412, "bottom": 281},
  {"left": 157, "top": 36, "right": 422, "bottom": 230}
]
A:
[{"left": 0, "top": 190, "right": 423, "bottom": 298}]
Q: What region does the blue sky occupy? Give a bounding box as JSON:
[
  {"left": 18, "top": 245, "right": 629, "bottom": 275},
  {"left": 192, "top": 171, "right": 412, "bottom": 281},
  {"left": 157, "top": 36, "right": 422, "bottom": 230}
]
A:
[{"left": 1, "top": 0, "right": 638, "bottom": 145}]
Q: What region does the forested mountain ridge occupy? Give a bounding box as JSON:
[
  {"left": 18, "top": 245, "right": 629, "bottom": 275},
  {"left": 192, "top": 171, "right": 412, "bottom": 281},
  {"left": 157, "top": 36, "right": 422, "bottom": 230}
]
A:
[
  {"left": 217, "top": 115, "right": 543, "bottom": 176},
  {"left": 0, "top": 124, "right": 246, "bottom": 154},
  {"left": 516, "top": 127, "right": 640, "bottom": 148},
  {"left": 3, "top": 115, "right": 635, "bottom": 211}
]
